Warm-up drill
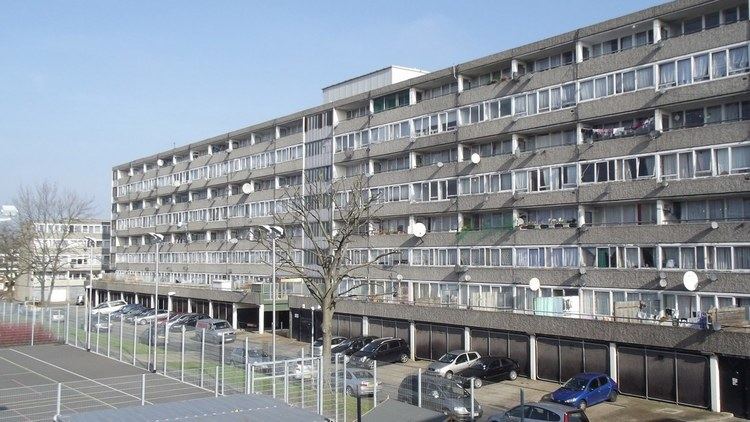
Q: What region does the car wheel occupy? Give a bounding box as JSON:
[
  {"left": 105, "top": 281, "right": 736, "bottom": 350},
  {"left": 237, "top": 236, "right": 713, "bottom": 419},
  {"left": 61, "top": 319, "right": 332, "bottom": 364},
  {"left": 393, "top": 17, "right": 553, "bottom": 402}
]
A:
[
  {"left": 346, "top": 386, "right": 354, "bottom": 397},
  {"left": 399, "top": 353, "right": 408, "bottom": 363},
  {"left": 474, "top": 378, "right": 483, "bottom": 389},
  {"left": 578, "top": 400, "right": 587, "bottom": 411},
  {"left": 609, "top": 390, "right": 618, "bottom": 402},
  {"left": 508, "top": 370, "right": 518, "bottom": 381},
  {"left": 445, "top": 371, "right": 454, "bottom": 380}
]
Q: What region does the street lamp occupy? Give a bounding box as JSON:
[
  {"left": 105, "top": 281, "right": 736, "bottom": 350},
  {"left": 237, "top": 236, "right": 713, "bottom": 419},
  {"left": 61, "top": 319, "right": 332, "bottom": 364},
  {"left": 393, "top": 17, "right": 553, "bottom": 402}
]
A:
[
  {"left": 147, "top": 232, "right": 164, "bottom": 373},
  {"left": 83, "top": 237, "right": 97, "bottom": 352}
]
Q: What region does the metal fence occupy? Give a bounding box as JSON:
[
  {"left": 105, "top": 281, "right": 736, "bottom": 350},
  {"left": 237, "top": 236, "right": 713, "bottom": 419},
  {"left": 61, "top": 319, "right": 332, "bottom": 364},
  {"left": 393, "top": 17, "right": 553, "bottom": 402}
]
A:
[{"left": 0, "top": 302, "right": 498, "bottom": 421}]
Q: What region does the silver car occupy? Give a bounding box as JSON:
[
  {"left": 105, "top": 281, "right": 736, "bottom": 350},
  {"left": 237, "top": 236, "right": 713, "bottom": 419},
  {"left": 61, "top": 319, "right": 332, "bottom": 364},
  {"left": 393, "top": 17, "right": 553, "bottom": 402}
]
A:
[
  {"left": 313, "top": 336, "right": 348, "bottom": 356},
  {"left": 488, "top": 402, "right": 589, "bottom": 422},
  {"left": 427, "top": 350, "right": 481, "bottom": 379},
  {"left": 333, "top": 368, "right": 381, "bottom": 397}
]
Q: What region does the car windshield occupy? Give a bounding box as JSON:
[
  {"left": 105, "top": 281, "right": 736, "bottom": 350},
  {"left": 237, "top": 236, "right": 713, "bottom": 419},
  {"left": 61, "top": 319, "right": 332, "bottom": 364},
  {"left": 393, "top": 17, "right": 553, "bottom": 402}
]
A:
[
  {"left": 352, "top": 371, "right": 372, "bottom": 379},
  {"left": 213, "top": 322, "right": 231, "bottom": 329},
  {"left": 470, "top": 358, "right": 490, "bottom": 368},
  {"left": 360, "top": 341, "right": 380, "bottom": 353},
  {"left": 562, "top": 377, "right": 589, "bottom": 391},
  {"left": 438, "top": 353, "right": 458, "bottom": 363}
]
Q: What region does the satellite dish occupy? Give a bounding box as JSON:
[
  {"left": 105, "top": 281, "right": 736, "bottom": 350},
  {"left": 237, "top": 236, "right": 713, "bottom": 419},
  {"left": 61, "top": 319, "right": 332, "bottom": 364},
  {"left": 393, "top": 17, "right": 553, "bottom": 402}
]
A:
[
  {"left": 176, "top": 221, "right": 184, "bottom": 228},
  {"left": 172, "top": 180, "right": 181, "bottom": 188},
  {"left": 516, "top": 218, "right": 525, "bottom": 227},
  {"left": 228, "top": 238, "right": 239, "bottom": 244},
  {"left": 413, "top": 222, "right": 427, "bottom": 238},
  {"left": 683, "top": 271, "right": 698, "bottom": 291},
  {"left": 658, "top": 278, "right": 668, "bottom": 288},
  {"left": 529, "top": 277, "right": 540, "bottom": 292},
  {"left": 157, "top": 159, "right": 164, "bottom": 167},
  {"left": 241, "top": 183, "right": 252, "bottom": 195},
  {"left": 436, "top": 161, "right": 444, "bottom": 168},
  {"left": 470, "top": 153, "right": 481, "bottom": 164},
  {"left": 710, "top": 221, "right": 718, "bottom": 230}
]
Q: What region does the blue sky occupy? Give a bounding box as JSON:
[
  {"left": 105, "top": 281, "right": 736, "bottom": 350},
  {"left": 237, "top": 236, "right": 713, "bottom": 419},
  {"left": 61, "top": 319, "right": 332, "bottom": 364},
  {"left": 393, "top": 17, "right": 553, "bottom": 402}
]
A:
[{"left": 0, "top": 0, "right": 663, "bottom": 215}]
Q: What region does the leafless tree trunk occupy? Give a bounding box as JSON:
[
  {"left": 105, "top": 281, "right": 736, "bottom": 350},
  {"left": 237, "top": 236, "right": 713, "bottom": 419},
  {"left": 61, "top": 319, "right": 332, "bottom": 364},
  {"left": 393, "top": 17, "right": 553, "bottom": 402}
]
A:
[
  {"left": 0, "top": 222, "right": 29, "bottom": 301},
  {"left": 14, "top": 182, "right": 94, "bottom": 306},
  {"left": 256, "top": 174, "right": 395, "bottom": 372}
]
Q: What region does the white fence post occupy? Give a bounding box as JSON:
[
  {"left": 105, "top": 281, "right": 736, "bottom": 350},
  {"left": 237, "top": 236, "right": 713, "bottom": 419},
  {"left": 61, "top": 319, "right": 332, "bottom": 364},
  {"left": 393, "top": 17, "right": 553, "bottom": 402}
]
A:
[
  {"left": 215, "top": 366, "right": 220, "bottom": 397},
  {"left": 250, "top": 364, "right": 255, "bottom": 394},
  {"left": 95, "top": 313, "right": 100, "bottom": 354},
  {"left": 119, "top": 318, "right": 123, "bottom": 361},
  {"left": 65, "top": 304, "right": 70, "bottom": 344},
  {"left": 284, "top": 360, "right": 289, "bottom": 404},
  {"left": 200, "top": 329, "right": 206, "bottom": 388},
  {"left": 300, "top": 349, "right": 305, "bottom": 407},
  {"left": 418, "top": 368, "right": 422, "bottom": 408},
  {"left": 221, "top": 335, "right": 225, "bottom": 395},
  {"left": 317, "top": 357, "right": 323, "bottom": 415},
  {"left": 373, "top": 360, "right": 378, "bottom": 406},
  {"left": 163, "top": 326, "right": 168, "bottom": 375},
  {"left": 74, "top": 306, "right": 79, "bottom": 347},
  {"left": 56, "top": 383, "right": 62, "bottom": 418},
  {"left": 181, "top": 327, "right": 185, "bottom": 382},
  {"left": 244, "top": 338, "right": 249, "bottom": 394},
  {"left": 335, "top": 354, "right": 339, "bottom": 422},
  {"left": 470, "top": 378, "right": 475, "bottom": 421},
  {"left": 343, "top": 355, "right": 347, "bottom": 422},
  {"left": 132, "top": 320, "right": 137, "bottom": 366},
  {"left": 141, "top": 374, "right": 146, "bottom": 405}
]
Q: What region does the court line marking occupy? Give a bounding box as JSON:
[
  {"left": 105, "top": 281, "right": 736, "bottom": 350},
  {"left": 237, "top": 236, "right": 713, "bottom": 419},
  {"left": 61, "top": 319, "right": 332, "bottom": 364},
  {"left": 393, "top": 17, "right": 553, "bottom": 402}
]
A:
[
  {"left": 6, "top": 348, "right": 153, "bottom": 405},
  {"left": 0, "top": 353, "right": 117, "bottom": 413}
]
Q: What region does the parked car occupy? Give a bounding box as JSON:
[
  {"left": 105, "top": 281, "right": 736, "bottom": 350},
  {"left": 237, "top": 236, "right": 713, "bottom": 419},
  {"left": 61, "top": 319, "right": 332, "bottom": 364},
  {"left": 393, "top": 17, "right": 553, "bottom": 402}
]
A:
[
  {"left": 138, "top": 325, "right": 168, "bottom": 346},
  {"left": 228, "top": 346, "right": 270, "bottom": 366},
  {"left": 351, "top": 337, "right": 410, "bottom": 369},
  {"left": 50, "top": 309, "right": 66, "bottom": 322},
  {"left": 193, "top": 319, "right": 236, "bottom": 344},
  {"left": 334, "top": 368, "right": 381, "bottom": 397},
  {"left": 75, "top": 295, "right": 85, "bottom": 306},
  {"left": 545, "top": 373, "right": 618, "bottom": 410},
  {"left": 331, "top": 336, "right": 378, "bottom": 356},
  {"left": 313, "top": 336, "right": 348, "bottom": 356},
  {"left": 168, "top": 313, "right": 210, "bottom": 332},
  {"left": 90, "top": 300, "right": 128, "bottom": 315},
  {"left": 456, "top": 356, "right": 519, "bottom": 389},
  {"left": 123, "top": 307, "right": 151, "bottom": 324},
  {"left": 134, "top": 309, "right": 169, "bottom": 325},
  {"left": 488, "top": 402, "right": 589, "bottom": 422},
  {"left": 81, "top": 314, "right": 112, "bottom": 332},
  {"left": 397, "top": 373, "right": 482, "bottom": 421},
  {"left": 110, "top": 304, "right": 146, "bottom": 321},
  {"left": 428, "top": 350, "right": 481, "bottom": 379}
]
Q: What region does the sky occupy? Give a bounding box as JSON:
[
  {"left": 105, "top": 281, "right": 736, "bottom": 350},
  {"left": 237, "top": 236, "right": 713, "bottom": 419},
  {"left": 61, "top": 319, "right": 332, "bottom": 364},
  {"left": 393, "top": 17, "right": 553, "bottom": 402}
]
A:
[{"left": 0, "top": 0, "right": 664, "bottom": 216}]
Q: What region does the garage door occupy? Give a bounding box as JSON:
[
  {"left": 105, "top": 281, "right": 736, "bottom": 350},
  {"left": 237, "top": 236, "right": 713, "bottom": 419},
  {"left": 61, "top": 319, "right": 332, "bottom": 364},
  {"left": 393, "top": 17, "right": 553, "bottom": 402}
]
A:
[
  {"left": 536, "top": 337, "right": 609, "bottom": 383},
  {"left": 617, "top": 346, "right": 709, "bottom": 408},
  {"left": 414, "top": 323, "right": 464, "bottom": 361},
  {"left": 368, "top": 318, "right": 409, "bottom": 342},
  {"left": 332, "top": 314, "right": 363, "bottom": 338},
  {"left": 469, "top": 329, "right": 530, "bottom": 376}
]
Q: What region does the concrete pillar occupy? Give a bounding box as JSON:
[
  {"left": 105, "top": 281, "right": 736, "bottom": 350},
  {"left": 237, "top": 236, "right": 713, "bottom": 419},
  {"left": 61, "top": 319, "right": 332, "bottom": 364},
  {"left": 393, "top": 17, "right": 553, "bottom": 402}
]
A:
[
  {"left": 409, "top": 321, "right": 416, "bottom": 361},
  {"left": 709, "top": 354, "right": 721, "bottom": 412},
  {"left": 120, "top": 292, "right": 125, "bottom": 301},
  {"left": 151, "top": 295, "right": 155, "bottom": 309},
  {"left": 106, "top": 291, "right": 111, "bottom": 302},
  {"left": 511, "top": 134, "right": 521, "bottom": 155},
  {"left": 529, "top": 334, "right": 537, "bottom": 380},
  {"left": 408, "top": 88, "right": 418, "bottom": 105},
  {"left": 511, "top": 59, "right": 520, "bottom": 75},
  {"left": 208, "top": 300, "right": 214, "bottom": 318},
  {"left": 464, "top": 327, "right": 471, "bottom": 351},
  {"left": 409, "top": 151, "right": 418, "bottom": 168},
  {"left": 368, "top": 99, "right": 375, "bottom": 115},
  {"left": 457, "top": 144, "right": 465, "bottom": 162},
  {"left": 407, "top": 280, "right": 414, "bottom": 303},
  {"left": 609, "top": 343, "right": 618, "bottom": 382},
  {"left": 167, "top": 295, "right": 173, "bottom": 313},
  {"left": 134, "top": 293, "right": 139, "bottom": 305},
  {"left": 187, "top": 297, "right": 192, "bottom": 313},
  {"left": 576, "top": 122, "right": 587, "bottom": 145},
  {"left": 231, "top": 303, "right": 238, "bottom": 330},
  {"left": 257, "top": 304, "right": 265, "bottom": 334},
  {"left": 362, "top": 316, "right": 369, "bottom": 335},
  {"left": 456, "top": 75, "right": 464, "bottom": 92},
  {"left": 367, "top": 159, "right": 375, "bottom": 176}
]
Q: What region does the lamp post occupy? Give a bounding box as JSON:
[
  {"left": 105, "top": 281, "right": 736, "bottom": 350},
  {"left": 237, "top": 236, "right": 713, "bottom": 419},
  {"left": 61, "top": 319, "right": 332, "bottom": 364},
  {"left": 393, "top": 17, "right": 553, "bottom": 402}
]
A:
[
  {"left": 147, "top": 232, "right": 164, "bottom": 373},
  {"left": 83, "top": 237, "right": 97, "bottom": 352}
]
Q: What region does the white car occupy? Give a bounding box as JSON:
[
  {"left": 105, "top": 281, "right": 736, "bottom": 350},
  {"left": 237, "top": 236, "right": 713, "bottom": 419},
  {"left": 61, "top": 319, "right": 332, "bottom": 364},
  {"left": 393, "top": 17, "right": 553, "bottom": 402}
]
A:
[
  {"left": 51, "top": 309, "right": 66, "bottom": 322},
  {"left": 427, "top": 350, "right": 481, "bottom": 379},
  {"left": 90, "top": 300, "right": 127, "bottom": 315},
  {"left": 293, "top": 362, "right": 315, "bottom": 380}
]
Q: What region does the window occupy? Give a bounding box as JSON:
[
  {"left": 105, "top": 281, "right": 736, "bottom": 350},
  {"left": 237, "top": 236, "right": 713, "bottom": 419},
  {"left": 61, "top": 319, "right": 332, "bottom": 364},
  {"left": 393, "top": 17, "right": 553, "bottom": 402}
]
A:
[
  {"left": 373, "top": 90, "right": 409, "bottom": 113},
  {"left": 729, "top": 46, "right": 749, "bottom": 74}
]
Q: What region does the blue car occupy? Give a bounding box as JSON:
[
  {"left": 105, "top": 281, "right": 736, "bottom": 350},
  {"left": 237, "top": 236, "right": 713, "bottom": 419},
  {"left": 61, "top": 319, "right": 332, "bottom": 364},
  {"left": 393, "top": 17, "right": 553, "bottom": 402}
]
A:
[{"left": 547, "top": 373, "right": 618, "bottom": 410}]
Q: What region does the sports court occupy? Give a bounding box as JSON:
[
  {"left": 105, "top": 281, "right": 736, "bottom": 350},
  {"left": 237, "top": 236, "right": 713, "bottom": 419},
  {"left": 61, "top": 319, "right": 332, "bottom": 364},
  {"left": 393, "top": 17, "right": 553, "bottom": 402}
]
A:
[{"left": 0, "top": 343, "right": 213, "bottom": 421}]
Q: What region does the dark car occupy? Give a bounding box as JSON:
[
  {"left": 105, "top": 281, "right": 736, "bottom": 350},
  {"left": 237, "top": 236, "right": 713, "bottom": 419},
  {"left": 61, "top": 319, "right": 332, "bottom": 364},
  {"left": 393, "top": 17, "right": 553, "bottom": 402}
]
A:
[
  {"left": 168, "top": 313, "right": 210, "bottom": 331},
  {"left": 110, "top": 303, "right": 146, "bottom": 321},
  {"left": 397, "top": 373, "right": 482, "bottom": 421},
  {"left": 456, "top": 356, "right": 519, "bottom": 389},
  {"left": 350, "top": 337, "right": 409, "bottom": 369},
  {"left": 489, "top": 402, "right": 589, "bottom": 422},
  {"left": 546, "top": 373, "right": 618, "bottom": 410},
  {"left": 331, "top": 335, "right": 378, "bottom": 357},
  {"left": 138, "top": 325, "right": 168, "bottom": 346},
  {"left": 123, "top": 307, "right": 152, "bottom": 324}
]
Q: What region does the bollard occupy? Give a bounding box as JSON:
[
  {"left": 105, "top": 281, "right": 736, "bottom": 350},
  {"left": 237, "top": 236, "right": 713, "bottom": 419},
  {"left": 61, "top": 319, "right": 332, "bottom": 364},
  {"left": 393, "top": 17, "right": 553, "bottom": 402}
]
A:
[
  {"left": 141, "top": 374, "right": 146, "bottom": 405},
  {"left": 418, "top": 368, "right": 422, "bottom": 408}
]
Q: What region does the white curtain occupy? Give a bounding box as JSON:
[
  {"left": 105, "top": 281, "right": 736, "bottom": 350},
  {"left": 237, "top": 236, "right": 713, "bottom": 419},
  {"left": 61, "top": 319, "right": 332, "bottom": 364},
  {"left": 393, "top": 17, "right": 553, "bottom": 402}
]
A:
[
  {"left": 712, "top": 51, "right": 727, "bottom": 78},
  {"left": 659, "top": 62, "right": 676, "bottom": 87},
  {"left": 579, "top": 80, "right": 594, "bottom": 100},
  {"left": 729, "top": 46, "right": 749, "bottom": 74},
  {"left": 693, "top": 54, "right": 709, "bottom": 81},
  {"left": 677, "top": 59, "right": 692, "bottom": 85}
]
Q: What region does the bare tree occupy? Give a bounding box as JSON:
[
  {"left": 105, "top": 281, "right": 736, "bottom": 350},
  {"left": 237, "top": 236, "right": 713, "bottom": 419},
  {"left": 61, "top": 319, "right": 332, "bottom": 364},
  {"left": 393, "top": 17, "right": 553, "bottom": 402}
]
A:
[
  {"left": 257, "top": 174, "right": 395, "bottom": 368},
  {"left": 0, "top": 222, "right": 29, "bottom": 301},
  {"left": 14, "top": 182, "right": 94, "bottom": 305}
]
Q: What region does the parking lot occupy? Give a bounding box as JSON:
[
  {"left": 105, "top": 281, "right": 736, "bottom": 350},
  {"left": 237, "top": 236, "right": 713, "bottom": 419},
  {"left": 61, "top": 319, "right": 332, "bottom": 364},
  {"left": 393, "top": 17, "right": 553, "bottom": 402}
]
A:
[{"left": 263, "top": 332, "right": 743, "bottom": 422}]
